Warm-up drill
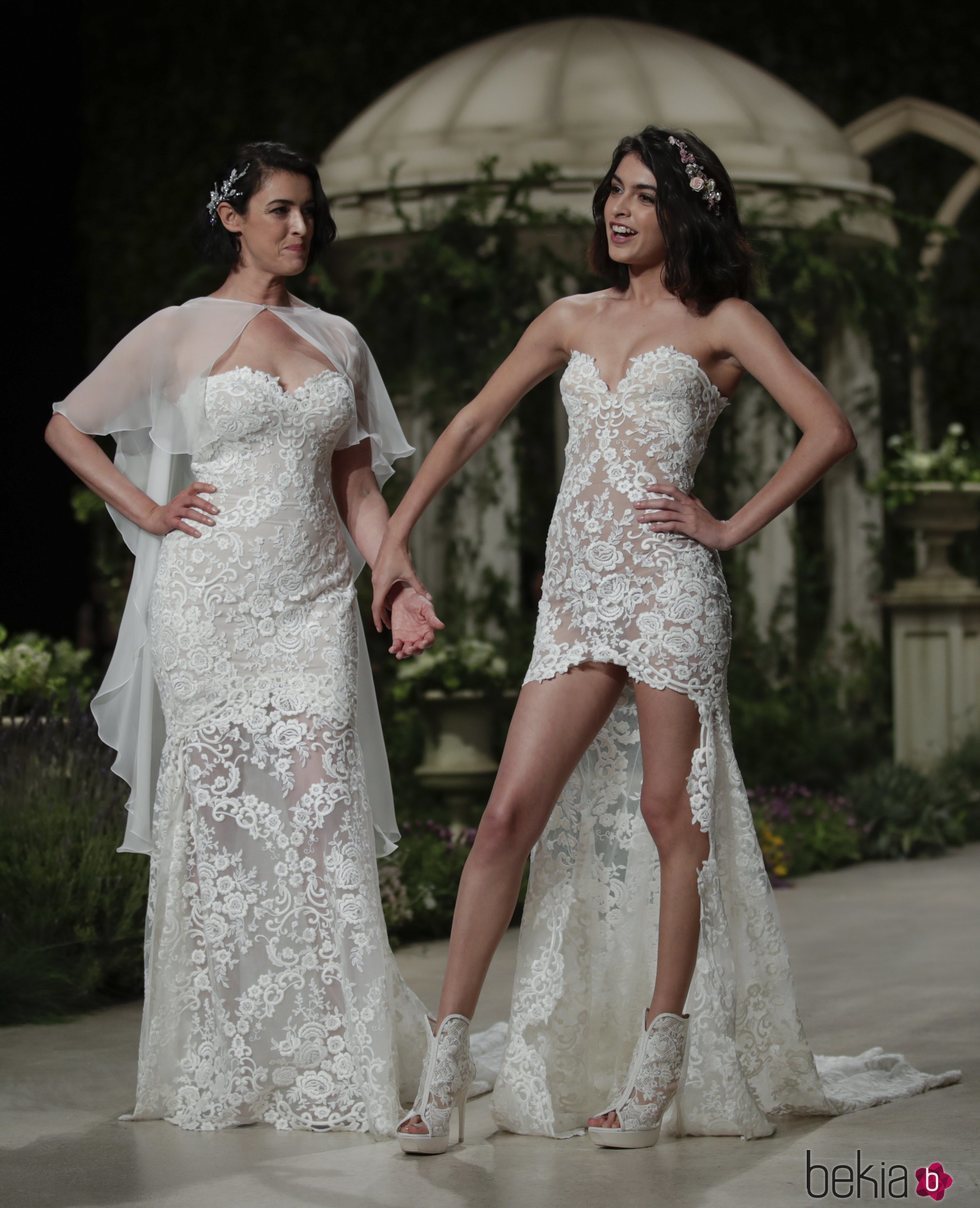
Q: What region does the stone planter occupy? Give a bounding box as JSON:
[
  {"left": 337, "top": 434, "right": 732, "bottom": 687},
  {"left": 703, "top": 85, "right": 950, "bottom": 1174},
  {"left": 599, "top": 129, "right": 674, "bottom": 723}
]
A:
[
  {"left": 414, "top": 689, "right": 499, "bottom": 813},
  {"left": 894, "top": 481, "right": 980, "bottom": 583}
]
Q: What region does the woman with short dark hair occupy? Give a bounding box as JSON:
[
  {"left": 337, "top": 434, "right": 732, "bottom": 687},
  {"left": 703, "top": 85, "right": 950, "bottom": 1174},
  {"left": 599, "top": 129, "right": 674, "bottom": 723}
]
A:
[
  {"left": 45, "top": 141, "right": 441, "bottom": 1133},
  {"left": 374, "top": 126, "right": 957, "bottom": 1153}
]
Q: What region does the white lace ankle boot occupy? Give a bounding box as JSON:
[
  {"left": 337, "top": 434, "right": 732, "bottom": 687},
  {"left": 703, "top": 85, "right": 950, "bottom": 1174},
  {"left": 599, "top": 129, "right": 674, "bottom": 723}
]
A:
[
  {"left": 588, "top": 1011, "right": 689, "bottom": 1149},
  {"left": 397, "top": 1014, "right": 475, "bottom": 1154}
]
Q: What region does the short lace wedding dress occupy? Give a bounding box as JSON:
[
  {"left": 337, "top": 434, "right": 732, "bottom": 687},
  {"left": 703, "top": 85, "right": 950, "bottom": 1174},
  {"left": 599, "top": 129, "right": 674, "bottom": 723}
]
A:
[
  {"left": 132, "top": 364, "right": 432, "bottom": 1131},
  {"left": 490, "top": 346, "right": 960, "bottom": 1138}
]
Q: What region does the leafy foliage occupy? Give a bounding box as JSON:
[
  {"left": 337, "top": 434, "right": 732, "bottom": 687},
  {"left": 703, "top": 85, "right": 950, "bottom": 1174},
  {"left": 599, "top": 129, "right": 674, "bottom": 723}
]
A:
[
  {"left": 931, "top": 733, "right": 980, "bottom": 842},
  {"left": 0, "top": 701, "right": 147, "bottom": 1025},
  {"left": 749, "top": 785, "right": 861, "bottom": 880},
  {"left": 0, "top": 625, "right": 95, "bottom": 716},
  {"left": 727, "top": 616, "right": 892, "bottom": 791},
  {"left": 868, "top": 423, "right": 980, "bottom": 510},
  {"left": 391, "top": 637, "right": 513, "bottom": 702},
  {"left": 843, "top": 759, "right": 968, "bottom": 860}
]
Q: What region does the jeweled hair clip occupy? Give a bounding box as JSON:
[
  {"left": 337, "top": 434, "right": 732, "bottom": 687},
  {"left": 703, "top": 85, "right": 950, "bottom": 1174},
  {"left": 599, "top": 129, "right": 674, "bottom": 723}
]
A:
[
  {"left": 667, "top": 137, "right": 721, "bottom": 214},
  {"left": 207, "top": 163, "right": 251, "bottom": 226}
]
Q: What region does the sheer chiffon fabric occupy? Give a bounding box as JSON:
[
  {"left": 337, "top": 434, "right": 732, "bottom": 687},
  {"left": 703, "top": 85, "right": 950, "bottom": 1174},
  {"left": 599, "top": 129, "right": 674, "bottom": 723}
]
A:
[{"left": 491, "top": 348, "right": 961, "bottom": 1139}]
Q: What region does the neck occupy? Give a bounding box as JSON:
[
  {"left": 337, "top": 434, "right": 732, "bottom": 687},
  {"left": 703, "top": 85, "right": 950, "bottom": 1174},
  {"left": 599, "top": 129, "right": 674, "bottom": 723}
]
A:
[
  {"left": 210, "top": 267, "right": 293, "bottom": 308},
  {"left": 622, "top": 261, "right": 672, "bottom": 307}
]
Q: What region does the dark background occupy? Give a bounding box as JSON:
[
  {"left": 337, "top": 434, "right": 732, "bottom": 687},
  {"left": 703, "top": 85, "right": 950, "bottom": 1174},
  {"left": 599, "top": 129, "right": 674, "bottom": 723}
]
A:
[{"left": 8, "top": 0, "right": 977, "bottom": 639}]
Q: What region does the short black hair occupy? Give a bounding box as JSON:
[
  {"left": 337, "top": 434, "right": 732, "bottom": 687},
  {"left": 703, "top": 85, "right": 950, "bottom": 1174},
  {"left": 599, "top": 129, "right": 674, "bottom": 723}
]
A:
[
  {"left": 589, "top": 126, "right": 753, "bottom": 314},
  {"left": 199, "top": 141, "right": 337, "bottom": 265}
]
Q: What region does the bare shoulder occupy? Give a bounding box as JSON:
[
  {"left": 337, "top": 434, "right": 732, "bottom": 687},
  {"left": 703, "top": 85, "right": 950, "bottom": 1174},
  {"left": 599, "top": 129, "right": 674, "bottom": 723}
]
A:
[
  {"left": 558, "top": 288, "right": 618, "bottom": 318},
  {"left": 708, "top": 297, "right": 769, "bottom": 337},
  {"left": 541, "top": 289, "right": 619, "bottom": 348},
  {"left": 707, "top": 298, "right": 783, "bottom": 365}
]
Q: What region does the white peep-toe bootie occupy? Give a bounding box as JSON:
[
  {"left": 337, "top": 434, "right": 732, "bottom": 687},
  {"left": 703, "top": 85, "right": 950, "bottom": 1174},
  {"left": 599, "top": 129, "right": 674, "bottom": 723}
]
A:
[
  {"left": 588, "top": 1011, "right": 689, "bottom": 1149},
  {"left": 398, "top": 1014, "right": 475, "bottom": 1155}
]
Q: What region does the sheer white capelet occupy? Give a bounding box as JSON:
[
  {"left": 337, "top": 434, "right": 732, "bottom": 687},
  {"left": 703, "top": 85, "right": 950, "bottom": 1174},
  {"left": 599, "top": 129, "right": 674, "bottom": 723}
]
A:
[{"left": 52, "top": 295, "right": 413, "bottom": 857}]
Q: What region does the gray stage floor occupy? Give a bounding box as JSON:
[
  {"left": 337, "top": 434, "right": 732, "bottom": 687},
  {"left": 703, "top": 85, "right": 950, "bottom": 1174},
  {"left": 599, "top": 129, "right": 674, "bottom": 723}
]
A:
[{"left": 2, "top": 845, "right": 978, "bottom": 1208}]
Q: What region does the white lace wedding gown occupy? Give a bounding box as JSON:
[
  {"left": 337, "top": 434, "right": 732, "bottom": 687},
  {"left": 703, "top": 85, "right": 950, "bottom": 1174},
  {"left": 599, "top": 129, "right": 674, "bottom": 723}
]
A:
[
  {"left": 491, "top": 347, "right": 960, "bottom": 1138},
  {"left": 132, "top": 365, "right": 433, "bottom": 1132}
]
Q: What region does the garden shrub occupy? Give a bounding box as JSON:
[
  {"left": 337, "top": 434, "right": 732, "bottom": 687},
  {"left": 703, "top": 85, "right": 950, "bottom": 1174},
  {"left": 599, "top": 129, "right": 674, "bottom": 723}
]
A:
[
  {"left": 844, "top": 758, "right": 968, "bottom": 860},
  {"left": 749, "top": 785, "right": 862, "bottom": 880},
  {"left": 931, "top": 733, "right": 980, "bottom": 841},
  {"left": 0, "top": 625, "right": 94, "bottom": 716},
  {"left": 729, "top": 623, "right": 892, "bottom": 791},
  {"left": 379, "top": 820, "right": 477, "bottom": 947},
  {"left": 0, "top": 702, "right": 148, "bottom": 1025}
]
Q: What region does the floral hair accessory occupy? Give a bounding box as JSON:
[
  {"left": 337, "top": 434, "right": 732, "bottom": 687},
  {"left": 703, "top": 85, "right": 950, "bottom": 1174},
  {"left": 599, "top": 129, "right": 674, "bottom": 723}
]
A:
[
  {"left": 667, "top": 137, "right": 722, "bottom": 214},
  {"left": 207, "top": 162, "right": 251, "bottom": 226}
]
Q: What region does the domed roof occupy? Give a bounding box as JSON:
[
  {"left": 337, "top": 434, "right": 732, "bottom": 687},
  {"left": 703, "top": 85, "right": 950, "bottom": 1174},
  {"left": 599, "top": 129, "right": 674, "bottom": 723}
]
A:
[{"left": 321, "top": 17, "right": 875, "bottom": 216}]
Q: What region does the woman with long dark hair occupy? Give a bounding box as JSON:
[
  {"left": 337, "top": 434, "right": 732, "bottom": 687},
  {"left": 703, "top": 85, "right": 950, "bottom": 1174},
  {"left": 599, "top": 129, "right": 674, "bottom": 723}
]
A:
[
  {"left": 372, "top": 126, "right": 959, "bottom": 1153},
  {"left": 45, "top": 142, "right": 443, "bottom": 1133}
]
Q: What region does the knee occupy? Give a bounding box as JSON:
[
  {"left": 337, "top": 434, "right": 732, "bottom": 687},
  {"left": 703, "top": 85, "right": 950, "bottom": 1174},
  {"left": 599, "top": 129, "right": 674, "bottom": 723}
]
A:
[
  {"left": 640, "top": 785, "right": 695, "bottom": 848},
  {"left": 473, "top": 795, "right": 536, "bottom": 863}
]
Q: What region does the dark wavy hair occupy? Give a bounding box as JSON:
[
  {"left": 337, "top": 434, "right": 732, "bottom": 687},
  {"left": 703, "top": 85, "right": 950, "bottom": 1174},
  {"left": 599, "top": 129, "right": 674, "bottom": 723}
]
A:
[
  {"left": 589, "top": 126, "right": 753, "bottom": 314},
  {"left": 199, "top": 141, "right": 337, "bottom": 265}
]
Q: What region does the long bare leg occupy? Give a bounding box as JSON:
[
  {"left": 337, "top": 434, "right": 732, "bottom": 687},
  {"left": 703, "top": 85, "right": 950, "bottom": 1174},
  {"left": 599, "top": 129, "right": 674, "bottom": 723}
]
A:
[
  {"left": 589, "top": 684, "right": 707, "bottom": 1129},
  {"left": 400, "top": 662, "right": 626, "bottom": 1134}
]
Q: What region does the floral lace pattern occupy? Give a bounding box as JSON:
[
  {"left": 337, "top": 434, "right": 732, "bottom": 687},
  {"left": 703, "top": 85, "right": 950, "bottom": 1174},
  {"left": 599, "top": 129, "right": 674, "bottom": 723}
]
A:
[
  {"left": 136, "top": 367, "right": 430, "bottom": 1132},
  {"left": 598, "top": 1012, "right": 688, "bottom": 1131},
  {"left": 492, "top": 348, "right": 961, "bottom": 1139},
  {"left": 524, "top": 347, "right": 731, "bottom": 711},
  {"left": 400, "top": 1014, "right": 476, "bottom": 1139}
]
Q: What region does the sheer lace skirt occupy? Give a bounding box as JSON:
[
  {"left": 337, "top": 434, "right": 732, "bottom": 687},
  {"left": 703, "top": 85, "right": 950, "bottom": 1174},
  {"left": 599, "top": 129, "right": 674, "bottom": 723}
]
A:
[
  {"left": 130, "top": 529, "right": 430, "bottom": 1132},
  {"left": 494, "top": 548, "right": 959, "bottom": 1137}
]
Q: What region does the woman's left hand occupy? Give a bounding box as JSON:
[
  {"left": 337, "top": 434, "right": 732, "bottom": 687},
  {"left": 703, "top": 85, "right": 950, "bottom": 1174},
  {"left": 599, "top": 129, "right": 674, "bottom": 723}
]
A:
[
  {"left": 388, "top": 586, "right": 446, "bottom": 660},
  {"left": 633, "top": 482, "right": 733, "bottom": 550}
]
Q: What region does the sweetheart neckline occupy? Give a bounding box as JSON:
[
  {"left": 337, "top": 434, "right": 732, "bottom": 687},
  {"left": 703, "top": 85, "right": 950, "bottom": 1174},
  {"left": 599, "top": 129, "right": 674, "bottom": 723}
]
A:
[
  {"left": 206, "top": 364, "right": 346, "bottom": 397},
  {"left": 568, "top": 346, "right": 728, "bottom": 402}
]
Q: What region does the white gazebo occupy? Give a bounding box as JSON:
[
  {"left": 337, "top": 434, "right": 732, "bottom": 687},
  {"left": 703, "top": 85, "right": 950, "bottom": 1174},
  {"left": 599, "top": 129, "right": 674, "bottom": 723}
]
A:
[{"left": 319, "top": 17, "right": 894, "bottom": 645}]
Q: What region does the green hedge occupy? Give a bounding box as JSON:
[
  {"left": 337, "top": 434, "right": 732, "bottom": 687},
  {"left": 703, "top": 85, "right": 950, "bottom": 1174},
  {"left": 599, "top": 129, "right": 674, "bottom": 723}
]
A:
[{"left": 0, "top": 704, "right": 147, "bottom": 1024}]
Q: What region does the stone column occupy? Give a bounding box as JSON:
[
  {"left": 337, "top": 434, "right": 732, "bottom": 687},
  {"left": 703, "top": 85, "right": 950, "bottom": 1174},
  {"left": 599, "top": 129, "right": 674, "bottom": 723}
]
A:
[
  {"left": 821, "top": 326, "right": 885, "bottom": 645},
  {"left": 730, "top": 380, "right": 797, "bottom": 643},
  {"left": 881, "top": 485, "right": 980, "bottom": 767}
]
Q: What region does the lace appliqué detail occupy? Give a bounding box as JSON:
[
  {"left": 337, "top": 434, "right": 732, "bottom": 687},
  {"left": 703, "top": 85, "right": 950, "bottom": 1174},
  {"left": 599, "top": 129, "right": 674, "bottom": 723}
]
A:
[
  {"left": 492, "top": 348, "right": 961, "bottom": 1140},
  {"left": 402, "top": 1015, "right": 476, "bottom": 1138},
  {"left": 600, "top": 1013, "right": 688, "bottom": 1131},
  {"left": 135, "top": 367, "right": 431, "bottom": 1133}
]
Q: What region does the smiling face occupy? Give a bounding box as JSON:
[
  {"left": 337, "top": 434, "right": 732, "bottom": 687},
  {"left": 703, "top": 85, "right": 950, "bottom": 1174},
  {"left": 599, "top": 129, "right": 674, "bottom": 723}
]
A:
[
  {"left": 218, "top": 170, "right": 314, "bottom": 276},
  {"left": 603, "top": 152, "right": 666, "bottom": 272}
]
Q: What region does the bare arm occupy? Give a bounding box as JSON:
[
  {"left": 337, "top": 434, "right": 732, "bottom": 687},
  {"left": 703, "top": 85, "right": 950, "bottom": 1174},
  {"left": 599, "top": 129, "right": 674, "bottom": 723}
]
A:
[
  {"left": 635, "top": 300, "right": 857, "bottom": 549},
  {"left": 370, "top": 301, "right": 569, "bottom": 628},
  {"left": 331, "top": 437, "right": 392, "bottom": 570},
  {"left": 44, "top": 412, "right": 218, "bottom": 537},
  {"left": 331, "top": 437, "right": 444, "bottom": 656}
]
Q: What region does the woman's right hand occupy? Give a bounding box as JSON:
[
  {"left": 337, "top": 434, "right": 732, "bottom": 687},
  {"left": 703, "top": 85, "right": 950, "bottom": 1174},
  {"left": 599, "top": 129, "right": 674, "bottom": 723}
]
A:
[
  {"left": 144, "top": 482, "right": 219, "bottom": 537},
  {"left": 371, "top": 535, "right": 429, "bottom": 632}
]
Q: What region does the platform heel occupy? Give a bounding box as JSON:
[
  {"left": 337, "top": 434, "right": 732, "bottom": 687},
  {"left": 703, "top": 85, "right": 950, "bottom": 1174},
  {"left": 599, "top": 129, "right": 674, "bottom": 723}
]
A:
[
  {"left": 397, "top": 1013, "right": 475, "bottom": 1155},
  {"left": 588, "top": 1011, "right": 689, "bottom": 1149}
]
